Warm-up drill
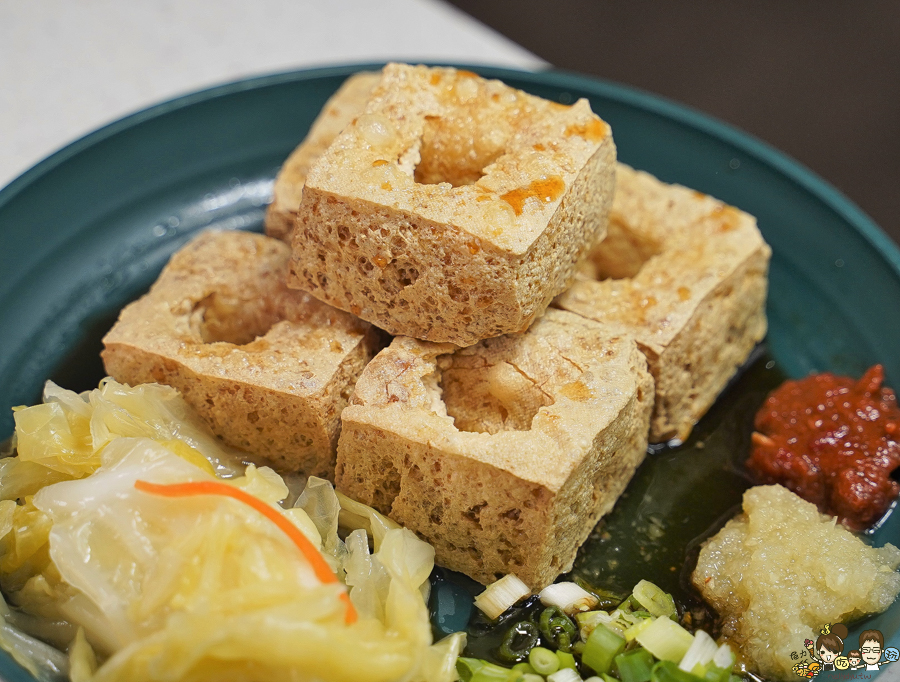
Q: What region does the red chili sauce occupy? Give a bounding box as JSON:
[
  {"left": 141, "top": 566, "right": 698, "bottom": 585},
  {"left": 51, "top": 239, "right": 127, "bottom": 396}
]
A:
[{"left": 748, "top": 364, "right": 900, "bottom": 530}]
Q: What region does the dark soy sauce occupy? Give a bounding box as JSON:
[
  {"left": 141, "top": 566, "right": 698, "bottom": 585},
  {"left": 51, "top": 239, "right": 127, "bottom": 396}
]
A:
[{"left": 459, "top": 347, "right": 786, "bottom": 663}]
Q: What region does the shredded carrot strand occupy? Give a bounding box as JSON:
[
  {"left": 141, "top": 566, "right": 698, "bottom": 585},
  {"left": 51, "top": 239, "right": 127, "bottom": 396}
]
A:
[{"left": 134, "top": 479, "right": 357, "bottom": 624}]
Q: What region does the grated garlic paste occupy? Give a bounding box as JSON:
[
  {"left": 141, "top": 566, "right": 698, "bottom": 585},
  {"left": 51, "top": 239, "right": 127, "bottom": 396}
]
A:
[{"left": 692, "top": 484, "right": 900, "bottom": 681}]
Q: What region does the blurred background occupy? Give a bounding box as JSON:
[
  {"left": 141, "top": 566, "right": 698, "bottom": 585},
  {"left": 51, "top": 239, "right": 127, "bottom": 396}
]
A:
[
  {"left": 447, "top": 0, "right": 900, "bottom": 244},
  {"left": 2, "top": 0, "right": 898, "bottom": 243}
]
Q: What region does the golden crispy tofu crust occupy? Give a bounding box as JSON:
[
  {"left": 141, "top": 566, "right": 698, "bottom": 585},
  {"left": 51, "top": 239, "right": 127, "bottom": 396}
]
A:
[
  {"left": 288, "top": 63, "right": 616, "bottom": 346},
  {"left": 102, "top": 230, "right": 384, "bottom": 478},
  {"left": 557, "top": 164, "right": 770, "bottom": 442},
  {"left": 335, "top": 309, "right": 652, "bottom": 589},
  {"left": 265, "top": 71, "right": 382, "bottom": 242}
]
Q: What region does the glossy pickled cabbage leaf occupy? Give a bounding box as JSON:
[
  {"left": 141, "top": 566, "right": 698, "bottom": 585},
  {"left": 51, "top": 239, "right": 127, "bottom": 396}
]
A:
[
  {"left": 0, "top": 379, "right": 248, "bottom": 617},
  {"left": 0, "top": 591, "right": 68, "bottom": 682},
  {"left": 0, "top": 380, "right": 464, "bottom": 682},
  {"left": 336, "top": 489, "right": 401, "bottom": 550},
  {"left": 8, "top": 379, "right": 243, "bottom": 501},
  {"left": 68, "top": 628, "right": 97, "bottom": 682}
]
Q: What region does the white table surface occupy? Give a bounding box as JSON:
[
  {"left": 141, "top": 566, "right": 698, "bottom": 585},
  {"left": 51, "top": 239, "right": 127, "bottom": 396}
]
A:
[{"left": 0, "top": 0, "right": 544, "bottom": 191}]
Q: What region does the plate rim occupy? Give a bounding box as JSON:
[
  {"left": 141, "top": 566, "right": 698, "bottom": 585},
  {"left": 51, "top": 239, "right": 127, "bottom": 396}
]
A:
[
  {"left": 2, "top": 61, "right": 900, "bottom": 280},
  {"left": 1, "top": 61, "right": 899, "bottom": 681}
]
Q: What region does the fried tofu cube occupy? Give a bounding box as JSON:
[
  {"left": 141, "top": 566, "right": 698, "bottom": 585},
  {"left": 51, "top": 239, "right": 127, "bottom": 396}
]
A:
[
  {"left": 289, "top": 63, "right": 616, "bottom": 346},
  {"left": 102, "top": 230, "right": 384, "bottom": 479},
  {"left": 266, "top": 71, "right": 382, "bottom": 242},
  {"left": 335, "top": 309, "right": 653, "bottom": 589},
  {"left": 557, "top": 165, "right": 770, "bottom": 442}
]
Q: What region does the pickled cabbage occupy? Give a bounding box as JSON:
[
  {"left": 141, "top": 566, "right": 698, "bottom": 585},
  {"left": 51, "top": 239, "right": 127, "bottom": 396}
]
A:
[
  {"left": 0, "top": 379, "right": 464, "bottom": 682},
  {"left": 8, "top": 378, "right": 243, "bottom": 501}
]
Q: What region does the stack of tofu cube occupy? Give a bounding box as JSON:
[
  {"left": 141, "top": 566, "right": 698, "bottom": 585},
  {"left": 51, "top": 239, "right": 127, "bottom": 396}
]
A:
[{"left": 103, "top": 64, "right": 770, "bottom": 590}]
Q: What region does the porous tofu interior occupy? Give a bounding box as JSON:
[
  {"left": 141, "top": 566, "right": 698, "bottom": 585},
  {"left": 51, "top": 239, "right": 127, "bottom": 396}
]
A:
[
  {"left": 412, "top": 72, "right": 522, "bottom": 188},
  {"left": 306, "top": 64, "right": 610, "bottom": 252},
  {"left": 580, "top": 209, "right": 663, "bottom": 280},
  {"left": 578, "top": 164, "right": 752, "bottom": 319},
  {"left": 172, "top": 242, "right": 360, "bottom": 362},
  {"left": 437, "top": 332, "right": 585, "bottom": 434},
  {"left": 102, "top": 231, "right": 385, "bottom": 479},
  {"left": 191, "top": 290, "right": 282, "bottom": 346},
  {"left": 693, "top": 485, "right": 900, "bottom": 681},
  {"left": 559, "top": 164, "right": 770, "bottom": 442},
  {"left": 336, "top": 312, "right": 654, "bottom": 587}
]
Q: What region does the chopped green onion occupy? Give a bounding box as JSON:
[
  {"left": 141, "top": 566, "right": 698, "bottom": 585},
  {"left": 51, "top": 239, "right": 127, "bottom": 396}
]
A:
[
  {"left": 615, "top": 648, "right": 655, "bottom": 682},
  {"left": 540, "top": 581, "right": 600, "bottom": 614},
  {"left": 711, "top": 644, "right": 734, "bottom": 671},
  {"left": 457, "top": 658, "right": 490, "bottom": 682},
  {"left": 678, "top": 629, "right": 718, "bottom": 672},
  {"left": 595, "top": 674, "right": 618, "bottom": 682},
  {"left": 618, "top": 595, "right": 641, "bottom": 612},
  {"left": 575, "top": 610, "right": 608, "bottom": 639},
  {"left": 650, "top": 660, "right": 705, "bottom": 682},
  {"left": 573, "top": 576, "right": 624, "bottom": 610},
  {"left": 557, "top": 650, "right": 578, "bottom": 671},
  {"left": 624, "top": 615, "right": 654, "bottom": 642},
  {"left": 635, "top": 617, "right": 694, "bottom": 663},
  {"left": 476, "top": 665, "right": 517, "bottom": 682},
  {"left": 512, "top": 662, "right": 536, "bottom": 674},
  {"left": 632, "top": 580, "right": 677, "bottom": 620},
  {"left": 529, "top": 646, "right": 561, "bottom": 675},
  {"left": 456, "top": 658, "right": 523, "bottom": 682},
  {"left": 474, "top": 575, "right": 532, "bottom": 620},
  {"left": 575, "top": 610, "right": 601, "bottom": 626},
  {"left": 547, "top": 668, "right": 583, "bottom": 682},
  {"left": 457, "top": 657, "right": 482, "bottom": 682},
  {"left": 475, "top": 670, "right": 515, "bottom": 682},
  {"left": 522, "top": 675, "right": 544, "bottom": 682},
  {"left": 699, "top": 664, "right": 730, "bottom": 682},
  {"left": 582, "top": 623, "right": 626, "bottom": 675},
  {"left": 577, "top": 609, "right": 628, "bottom": 641}
]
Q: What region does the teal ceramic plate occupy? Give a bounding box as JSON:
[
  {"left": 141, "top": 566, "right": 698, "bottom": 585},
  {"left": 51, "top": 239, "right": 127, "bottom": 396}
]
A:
[{"left": 0, "top": 64, "right": 898, "bottom": 681}]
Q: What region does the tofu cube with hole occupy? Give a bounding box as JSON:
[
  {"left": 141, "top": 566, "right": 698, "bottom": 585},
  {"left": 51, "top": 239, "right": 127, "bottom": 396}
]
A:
[
  {"left": 266, "top": 71, "right": 382, "bottom": 242},
  {"left": 288, "top": 63, "right": 616, "bottom": 346},
  {"left": 557, "top": 164, "right": 770, "bottom": 442},
  {"left": 102, "top": 230, "right": 385, "bottom": 479},
  {"left": 335, "top": 309, "right": 653, "bottom": 589}
]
